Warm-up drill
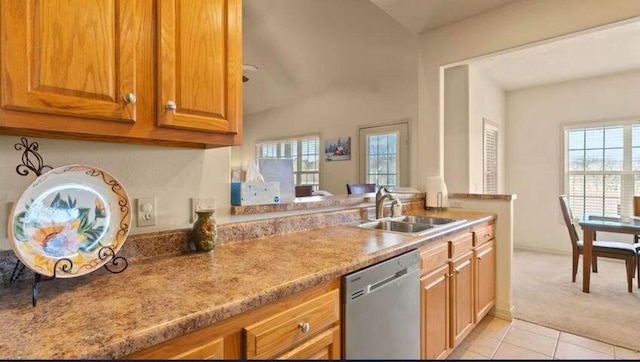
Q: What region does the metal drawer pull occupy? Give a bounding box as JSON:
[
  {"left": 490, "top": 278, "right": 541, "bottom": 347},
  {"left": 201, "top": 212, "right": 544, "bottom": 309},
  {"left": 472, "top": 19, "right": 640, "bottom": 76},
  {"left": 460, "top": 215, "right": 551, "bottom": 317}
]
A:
[
  {"left": 484, "top": 233, "right": 491, "bottom": 239},
  {"left": 123, "top": 92, "right": 136, "bottom": 104},
  {"left": 165, "top": 101, "right": 177, "bottom": 110},
  {"left": 298, "top": 322, "right": 310, "bottom": 333}
]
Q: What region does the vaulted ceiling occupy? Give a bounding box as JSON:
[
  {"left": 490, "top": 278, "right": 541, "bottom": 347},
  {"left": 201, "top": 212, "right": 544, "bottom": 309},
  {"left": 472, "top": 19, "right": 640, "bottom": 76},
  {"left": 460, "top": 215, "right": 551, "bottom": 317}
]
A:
[
  {"left": 242, "top": 0, "right": 417, "bottom": 115},
  {"left": 369, "top": 0, "right": 518, "bottom": 34},
  {"left": 243, "top": 0, "right": 640, "bottom": 114}
]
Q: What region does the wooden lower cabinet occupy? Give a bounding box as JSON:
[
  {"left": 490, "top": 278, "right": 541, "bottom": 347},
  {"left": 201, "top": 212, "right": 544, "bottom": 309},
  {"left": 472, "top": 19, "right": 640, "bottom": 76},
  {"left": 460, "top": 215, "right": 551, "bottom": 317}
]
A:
[
  {"left": 420, "top": 221, "right": 497, "bottom": 359},
  {"left": 450, "top": 250, "right": 474, "bottom": 348},
  {"left": 124, "top": 279, "right": 340, "bottom": 360},
  {"left": 420, "top": 264, "right": 450, "bottom": 360},
  {"left": 474, "top": 240, "right": 496, "bottom": 322}
]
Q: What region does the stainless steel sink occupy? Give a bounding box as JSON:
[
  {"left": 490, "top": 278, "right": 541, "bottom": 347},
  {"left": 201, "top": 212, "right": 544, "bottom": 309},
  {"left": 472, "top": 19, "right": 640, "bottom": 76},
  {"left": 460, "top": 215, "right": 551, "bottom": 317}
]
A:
[
  {"left": 360, "top": 220, "right": 434, "bottom": 233},
  {"left": 394, "top": 215, "right": 459, "bottom": 225},
  {"left": 347, "top": 215, "right": 466, "bottom": 236}
]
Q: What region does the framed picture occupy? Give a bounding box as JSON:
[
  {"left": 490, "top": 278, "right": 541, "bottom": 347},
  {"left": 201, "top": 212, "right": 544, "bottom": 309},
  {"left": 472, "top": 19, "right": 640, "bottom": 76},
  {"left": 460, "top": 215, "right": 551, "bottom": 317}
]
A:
[{"left": 325, "top": 137, "right": 351, "bottom": 161}]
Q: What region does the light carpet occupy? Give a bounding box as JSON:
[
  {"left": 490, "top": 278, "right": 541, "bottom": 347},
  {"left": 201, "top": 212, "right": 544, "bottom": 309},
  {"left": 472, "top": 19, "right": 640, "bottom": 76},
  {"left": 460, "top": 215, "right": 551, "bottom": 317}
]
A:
[{"left": 513, "top": 249, "right": 640, "bottom": 352}]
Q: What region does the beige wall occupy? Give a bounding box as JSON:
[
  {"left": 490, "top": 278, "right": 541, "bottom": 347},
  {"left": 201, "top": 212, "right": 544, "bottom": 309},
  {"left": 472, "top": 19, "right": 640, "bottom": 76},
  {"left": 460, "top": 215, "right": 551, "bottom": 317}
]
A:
[
  {"left": 468, "top": 65, "right": 506, "bottom": 194},
  {"left": 443, "top": 65, "right": 470, "bottom": 193},
  {"left": 506, "top": 69, "right": 640, "bottom": 253},
  {"left": 418, "top": 0, "right": 640, "bottom": 191},
  {"left": 235, "top": 0, "right": 419, "bottom": 196},
  {"left": 0, "top": 136, "right": 231, "bottom": 250},
  {"left": 235, "top": 76, "right": 419, "bottom": 196}
]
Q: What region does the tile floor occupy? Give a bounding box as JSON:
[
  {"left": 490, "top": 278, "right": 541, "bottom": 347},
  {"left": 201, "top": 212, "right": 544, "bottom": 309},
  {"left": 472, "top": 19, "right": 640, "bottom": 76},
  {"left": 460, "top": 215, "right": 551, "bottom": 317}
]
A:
[{"left": 447, "top": 316, "right": 640, "bottom": 360}]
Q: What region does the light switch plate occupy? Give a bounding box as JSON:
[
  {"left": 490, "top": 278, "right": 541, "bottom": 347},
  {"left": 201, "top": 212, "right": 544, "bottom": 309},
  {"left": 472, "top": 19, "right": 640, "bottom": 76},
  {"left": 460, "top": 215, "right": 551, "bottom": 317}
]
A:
[
  {"left": 137, "top": 197, "right": 156, "bottom": 227},
  {"left": 191, "top": 197, "right": 216, "bottom": 223}
]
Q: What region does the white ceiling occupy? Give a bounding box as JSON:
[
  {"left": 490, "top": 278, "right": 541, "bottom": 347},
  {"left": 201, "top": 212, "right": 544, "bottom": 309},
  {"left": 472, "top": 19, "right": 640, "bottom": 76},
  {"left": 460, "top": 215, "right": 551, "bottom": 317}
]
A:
[
  {"left": 471, "top": 20, "right": 640, "bottom": 91},
  {"left": 369, "top": 0, "right": 518, "bottom": 34}
]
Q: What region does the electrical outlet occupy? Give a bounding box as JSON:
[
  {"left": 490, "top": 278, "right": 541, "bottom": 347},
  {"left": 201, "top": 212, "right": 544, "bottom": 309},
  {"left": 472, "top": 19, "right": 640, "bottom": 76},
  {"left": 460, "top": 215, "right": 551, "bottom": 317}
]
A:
[
  {"left": 450, "top": 200, "right": 463, "bottom": 209},
  {"left": 137, "top": 197, "right": 157, "bottom": 227},
  {"left": 191, "top": 197, "right": 216, "bottom": 222}
]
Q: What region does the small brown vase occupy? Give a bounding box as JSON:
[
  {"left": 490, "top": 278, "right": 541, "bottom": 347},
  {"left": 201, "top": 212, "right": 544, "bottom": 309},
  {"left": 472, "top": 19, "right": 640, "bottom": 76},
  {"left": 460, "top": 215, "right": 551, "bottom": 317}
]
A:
[{"left": 192, "top": 210, "right": 218, "bottom": 252}]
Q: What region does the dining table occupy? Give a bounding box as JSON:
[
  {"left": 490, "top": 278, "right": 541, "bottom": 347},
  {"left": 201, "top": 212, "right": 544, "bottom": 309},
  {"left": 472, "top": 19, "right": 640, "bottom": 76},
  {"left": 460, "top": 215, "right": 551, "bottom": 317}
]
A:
[{"left": 578, "top": 214, "right": 640, "bottom": 293}]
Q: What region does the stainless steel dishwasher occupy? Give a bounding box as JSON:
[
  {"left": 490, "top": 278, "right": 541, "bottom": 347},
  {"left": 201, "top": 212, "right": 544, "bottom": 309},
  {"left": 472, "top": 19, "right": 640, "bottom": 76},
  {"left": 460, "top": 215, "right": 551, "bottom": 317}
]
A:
[{"left": 343, "top": 249, "right": 420, "bottom": 359}]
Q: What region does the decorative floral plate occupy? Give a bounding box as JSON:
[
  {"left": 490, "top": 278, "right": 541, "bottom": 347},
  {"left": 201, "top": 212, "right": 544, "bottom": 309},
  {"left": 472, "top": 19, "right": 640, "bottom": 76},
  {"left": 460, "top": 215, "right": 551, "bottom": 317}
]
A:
[{"left": 7, "top": 164, "right": 131, "bottom": 278}]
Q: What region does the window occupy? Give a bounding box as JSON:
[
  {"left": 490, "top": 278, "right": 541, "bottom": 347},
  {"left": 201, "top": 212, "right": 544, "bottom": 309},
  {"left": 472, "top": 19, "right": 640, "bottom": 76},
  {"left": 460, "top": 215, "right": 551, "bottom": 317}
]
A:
[
  {"left": 256, "top": 135, "right": 320, "bottom": 186},
  {"left": 564, "top": 123, "right": 640, "bottom": 220},
  {"left": 359, "top": 122, "right": 409, "bottom": 188},
  {"left": 483, "top": 119, "right": 498, "bottom": 194}
]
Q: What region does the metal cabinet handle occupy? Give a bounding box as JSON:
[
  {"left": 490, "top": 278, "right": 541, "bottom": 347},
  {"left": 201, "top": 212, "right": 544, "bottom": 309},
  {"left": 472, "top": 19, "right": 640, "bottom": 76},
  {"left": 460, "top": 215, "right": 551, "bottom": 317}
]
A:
[
  {"left": 484, "top": 233, "right": 491, "bottom": 239},
  {"left": 165, "top": 101, "right": 177, "bottom": 110},
  {"left": 298, "top": 322, "right": 310, "bottom": 333},
  {"left": 123, "top": 92, "right": 136, "bottom": 104}
]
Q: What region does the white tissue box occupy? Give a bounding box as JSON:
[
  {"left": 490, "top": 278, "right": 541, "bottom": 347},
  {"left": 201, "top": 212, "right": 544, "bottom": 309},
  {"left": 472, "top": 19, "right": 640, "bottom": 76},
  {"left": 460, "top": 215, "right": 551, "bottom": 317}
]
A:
[
  {"left": 258, "top": 158, "right": 295, "bottom": 202},
  {"left": 231, "top": 181, "right": 281, "bottom": 206}
]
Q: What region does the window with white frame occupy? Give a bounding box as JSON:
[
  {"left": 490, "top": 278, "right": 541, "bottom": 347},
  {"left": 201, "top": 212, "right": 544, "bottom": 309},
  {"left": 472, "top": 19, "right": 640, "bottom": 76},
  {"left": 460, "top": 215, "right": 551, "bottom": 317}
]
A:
[
  {"left": 256, "top": 135, "right": 320, "bottom": 186},
  {"left": 359, "top": 122, "right": 409, "bottom": 188},
  {"left": 483, "top": 119, "right": 498, "bottom": 194},
  {"left": 564, "top": 123, "right": 640, "bottom": 220}
]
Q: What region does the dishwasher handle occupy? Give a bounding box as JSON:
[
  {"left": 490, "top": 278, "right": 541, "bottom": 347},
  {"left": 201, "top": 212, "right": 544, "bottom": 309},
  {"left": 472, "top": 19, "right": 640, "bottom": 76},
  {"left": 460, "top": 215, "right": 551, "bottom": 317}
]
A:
[{"left": 369, "top": 268, "right": 408, "bottom": 293}]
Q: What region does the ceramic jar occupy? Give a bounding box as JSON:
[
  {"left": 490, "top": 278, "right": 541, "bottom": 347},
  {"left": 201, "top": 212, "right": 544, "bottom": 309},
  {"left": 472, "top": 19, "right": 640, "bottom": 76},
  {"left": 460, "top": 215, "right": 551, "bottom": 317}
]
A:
[{"left": 192, "top": 210, "right": 218, "bottom": 252}]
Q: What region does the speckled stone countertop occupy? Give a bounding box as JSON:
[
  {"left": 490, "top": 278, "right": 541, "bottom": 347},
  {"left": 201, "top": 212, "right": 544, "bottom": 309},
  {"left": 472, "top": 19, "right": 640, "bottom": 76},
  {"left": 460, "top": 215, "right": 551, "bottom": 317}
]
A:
[{"left": 0, "top": 209, "right": 493, "bottom": 359}]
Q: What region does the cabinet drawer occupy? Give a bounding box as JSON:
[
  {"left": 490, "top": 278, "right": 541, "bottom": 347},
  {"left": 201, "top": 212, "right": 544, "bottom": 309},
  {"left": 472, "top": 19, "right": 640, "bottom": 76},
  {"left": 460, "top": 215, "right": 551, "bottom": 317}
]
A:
[
  {"left": 244, "top": 289, "right": 340, "bottom": 359},
  {"left": 420, "top": 241, "right": 449, "bottom": 275},
  {"left": 473, "top": 224, "right": 495, "bottom": 247},
  {"left": 275, "top": 326, "right": 341, "bottom": 360},
  {"left": 174, "top": 337, "right": 224, "bottom": 360},
  {"left": 124, "top": 334, "right": 223, "bottom": 360},
  {"left": 449, "top": 232, "right": 473, "bottom": 259}
]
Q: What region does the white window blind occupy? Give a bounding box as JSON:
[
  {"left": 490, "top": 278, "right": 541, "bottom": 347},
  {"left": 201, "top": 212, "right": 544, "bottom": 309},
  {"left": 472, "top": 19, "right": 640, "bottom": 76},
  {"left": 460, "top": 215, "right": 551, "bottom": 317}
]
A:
[
  {"left": 483, "top": 120, "right": 498, "bottom": 194},
  {"left": 256, "top": 135, "right": 320, "bottom": 186},
  {"left": 564, "top": 124, "right": 640, "bottom": 220}
]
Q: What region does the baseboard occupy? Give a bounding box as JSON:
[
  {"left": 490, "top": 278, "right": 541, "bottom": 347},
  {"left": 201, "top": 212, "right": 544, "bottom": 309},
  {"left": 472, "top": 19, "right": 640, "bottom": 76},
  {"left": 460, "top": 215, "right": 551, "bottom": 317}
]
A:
[
  {"left": 491, "top": 305, "right": 514, "bottom": 321},
  {"left": 514, "top": 244, "right": 571, "bottom": 256}
]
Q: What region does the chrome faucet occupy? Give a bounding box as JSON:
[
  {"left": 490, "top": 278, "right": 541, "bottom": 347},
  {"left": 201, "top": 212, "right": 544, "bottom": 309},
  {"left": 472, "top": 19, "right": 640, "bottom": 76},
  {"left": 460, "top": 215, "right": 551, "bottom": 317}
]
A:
[
  {"left": 375, "top": 187, "right": 393, "bottom": 219},
  {"left": 375, "top": 186, "right": 414, "bottom": 219}
]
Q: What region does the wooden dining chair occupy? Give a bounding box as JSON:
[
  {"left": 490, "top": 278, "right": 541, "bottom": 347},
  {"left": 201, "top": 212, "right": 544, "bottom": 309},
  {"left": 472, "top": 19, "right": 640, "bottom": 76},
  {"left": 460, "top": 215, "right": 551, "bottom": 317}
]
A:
[
  {"left": 346, "top": 183, "right": 376, "bottom": 195},
  {"left": 559, "top": 195, "right": 637, "bottom": 292}
]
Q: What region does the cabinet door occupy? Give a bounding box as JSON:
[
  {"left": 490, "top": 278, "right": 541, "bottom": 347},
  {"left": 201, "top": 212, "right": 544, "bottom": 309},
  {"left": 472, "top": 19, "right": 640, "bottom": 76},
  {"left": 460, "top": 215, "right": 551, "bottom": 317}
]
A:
[
  {"left": 157, "top": 0, "right": 241, "bottom": 134},
  {"left": 474, "top": 240, "right": 496, "bottom": 322},
  {"left": 420, "top": 264, "right": 450, "bottom": 360},
  {"left": 450, "top": 251, "right": 474, "bottom": 348},
  {"left": 1, "top": 0, "right": 138, "bottom": 122},
  {"left": 276, "top": 326, "right": 341, "bottom": 360}
]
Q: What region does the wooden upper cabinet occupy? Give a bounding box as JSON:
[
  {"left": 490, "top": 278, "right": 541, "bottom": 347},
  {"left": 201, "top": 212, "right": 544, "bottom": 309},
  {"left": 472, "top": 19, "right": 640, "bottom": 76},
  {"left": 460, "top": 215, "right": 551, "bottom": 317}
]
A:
[
  {"left": 0, "top": 0, "right": 139, "bottom": 122},
  {"left": 157, "top": 0, "right": 241, "bottom": 134}
]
